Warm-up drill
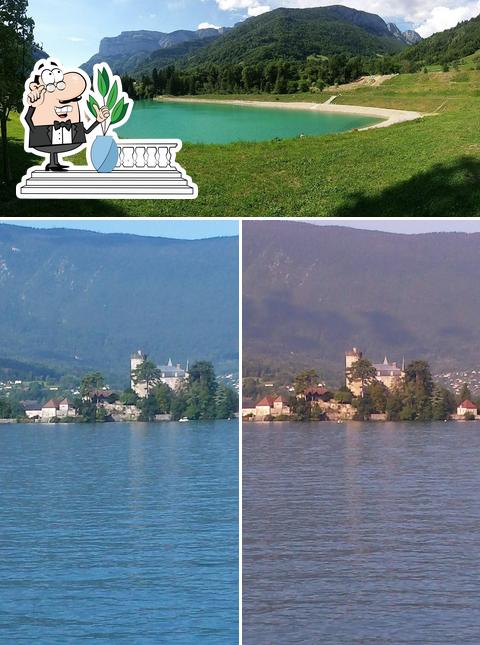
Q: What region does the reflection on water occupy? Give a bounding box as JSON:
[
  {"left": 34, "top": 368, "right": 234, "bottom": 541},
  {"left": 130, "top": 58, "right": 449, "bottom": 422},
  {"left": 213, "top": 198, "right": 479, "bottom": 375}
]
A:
[
  {"left": 243, "top": 421, "right": 480, "bottom": 645},
  {"left": 0, "top": 421, "right": 238, "bottom": 644}
]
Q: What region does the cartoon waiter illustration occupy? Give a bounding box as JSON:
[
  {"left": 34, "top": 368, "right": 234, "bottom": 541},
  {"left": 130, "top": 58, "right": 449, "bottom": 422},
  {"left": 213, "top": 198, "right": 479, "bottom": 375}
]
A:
[{"left": 22, "top": 59, "right": 110, "bottom": 171}]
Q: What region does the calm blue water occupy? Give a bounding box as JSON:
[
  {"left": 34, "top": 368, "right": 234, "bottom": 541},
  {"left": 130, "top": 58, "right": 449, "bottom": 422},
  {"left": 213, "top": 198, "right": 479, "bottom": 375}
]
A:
[
  {"left": 118, "top": 100, "right": 382, "bottom": 144},
  {"left": 244, "top": 421, "right": 480, "bottom": 645},
  {"left": 0, "top": 421, "right": 238, "bottom": 644}
]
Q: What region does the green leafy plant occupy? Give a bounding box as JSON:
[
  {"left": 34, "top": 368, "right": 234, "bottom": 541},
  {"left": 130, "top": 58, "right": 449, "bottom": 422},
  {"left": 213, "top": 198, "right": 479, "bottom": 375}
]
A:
[{"left": 87, "top": 65, "right": 133, "bottom": 135}]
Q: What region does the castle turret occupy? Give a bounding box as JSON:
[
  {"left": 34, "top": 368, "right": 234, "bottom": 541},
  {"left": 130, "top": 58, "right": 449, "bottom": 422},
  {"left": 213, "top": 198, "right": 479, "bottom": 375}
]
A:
[
  {"left": 131, "top": 350, "right": 147, "bottom": 397},
  {"left": 345, "top": 347, "right": 363, "bottom": 396}
]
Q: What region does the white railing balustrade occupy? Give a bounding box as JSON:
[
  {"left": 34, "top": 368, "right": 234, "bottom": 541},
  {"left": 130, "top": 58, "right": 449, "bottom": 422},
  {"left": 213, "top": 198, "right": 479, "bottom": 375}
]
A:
[
  {"left": 116, "top": 141, "right": 180, "bottom": 170},
  {"left": 17, "top": 138, "right": 198, "bottom": 199}
]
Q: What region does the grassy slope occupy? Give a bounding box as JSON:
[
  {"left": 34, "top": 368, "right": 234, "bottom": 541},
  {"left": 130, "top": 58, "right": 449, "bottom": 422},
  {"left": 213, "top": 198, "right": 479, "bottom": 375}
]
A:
[{"left": 2, "top": 67, "right": 480, "bottom": 217}]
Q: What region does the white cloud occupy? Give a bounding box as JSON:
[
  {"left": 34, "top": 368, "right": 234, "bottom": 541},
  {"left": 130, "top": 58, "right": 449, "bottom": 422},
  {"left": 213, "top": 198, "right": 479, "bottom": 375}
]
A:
[
  {"left": 215, "top": 0, "right": 480, "bottom": 38},
  {"left": 248, "top": 4, "right": 271, "bottom": 15},
  {"left": 198, "top": 21, "right": 222, "bottom": 29},
  {"left": 66, "top": 36, "right": 85, "bottom": 42},
  {"left": 414, "top": 4, "right": 480, "bottom": 36}
]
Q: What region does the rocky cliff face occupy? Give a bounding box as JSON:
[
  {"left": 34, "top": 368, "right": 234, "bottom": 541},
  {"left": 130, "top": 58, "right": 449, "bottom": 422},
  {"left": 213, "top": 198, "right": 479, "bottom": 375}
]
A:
[
  {"left": 82, "top": 27, "right": 227, "bottom": 75},
  {"left": 403, "top": 29, "right": 422, "bottom": 45},
  {"left": 387, "top": 22, "right": 422, "bottom": 45},
  {"left": 98, "top": 28, "right": 223, "bottom": 57}
]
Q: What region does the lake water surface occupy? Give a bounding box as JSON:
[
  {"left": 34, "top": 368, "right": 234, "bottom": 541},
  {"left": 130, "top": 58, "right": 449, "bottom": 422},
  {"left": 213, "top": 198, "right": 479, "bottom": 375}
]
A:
[
  {"left": 118, "top": 100, "right": 382, "bottom": 144},
  {"left": 243, "top": 421, "right": 480, "bottom": 645},
  {"left": 0, "top": 421, "right": 238, "bottom": 644}
]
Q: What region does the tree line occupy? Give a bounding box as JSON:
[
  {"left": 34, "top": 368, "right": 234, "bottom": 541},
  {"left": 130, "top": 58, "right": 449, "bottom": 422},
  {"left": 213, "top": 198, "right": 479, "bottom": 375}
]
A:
[
  {"left": 280, "top": 359, "right": 474, "bottom": 422},
  {"left": 76, "top": 360, "right": 237, "bottom": 423},
  {"left": 0, "top": 360, "right": 238, "bottom": 422},
  {"left": 122, "top": 54, "right": 404, "bottom": 99}
]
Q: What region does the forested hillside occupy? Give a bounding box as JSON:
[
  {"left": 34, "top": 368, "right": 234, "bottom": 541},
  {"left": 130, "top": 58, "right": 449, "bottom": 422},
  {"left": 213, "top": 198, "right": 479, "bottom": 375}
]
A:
[
  {"left": 243, "top": 222, "right": 480, "bottom": 381},
  {"left": 0, "top": 225, "right": 238, "bottom": 383}
]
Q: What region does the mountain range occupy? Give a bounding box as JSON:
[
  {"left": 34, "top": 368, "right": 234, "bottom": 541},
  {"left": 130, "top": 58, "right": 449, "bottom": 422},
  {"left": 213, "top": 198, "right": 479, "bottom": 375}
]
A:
[
  {"left": 0, "top": 225, "right": 238, "bottom": 385},
  {"left": 81, "top": 6, "right": 421, "bottom": 76},
  {"left": 243, "top": 222, "right": 480, "bottom": 383},
  {"left": 82, "top": 27, "right": 229, "bottom": 75}
]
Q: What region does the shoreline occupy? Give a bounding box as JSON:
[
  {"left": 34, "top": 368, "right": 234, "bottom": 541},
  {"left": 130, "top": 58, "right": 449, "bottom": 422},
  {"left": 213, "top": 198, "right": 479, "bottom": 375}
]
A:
[{"left": 158, "top": 96, "right": 423, "bottom": 130}]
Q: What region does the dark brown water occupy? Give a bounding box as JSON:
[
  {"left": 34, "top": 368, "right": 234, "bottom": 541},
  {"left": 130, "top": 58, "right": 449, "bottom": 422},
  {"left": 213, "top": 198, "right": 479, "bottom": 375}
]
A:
[{"left": 243, "top": 421, "right": 480, "bottom": 645}]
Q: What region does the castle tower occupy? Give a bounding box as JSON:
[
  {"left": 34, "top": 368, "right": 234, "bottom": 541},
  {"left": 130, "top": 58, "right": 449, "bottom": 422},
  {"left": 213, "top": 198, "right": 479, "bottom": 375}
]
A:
[
  {"left": 130, "top": 350, "right": 147, "bottom": 397},
  {"left": 345, "top": 347, "right": 363, "bottom": 396}
]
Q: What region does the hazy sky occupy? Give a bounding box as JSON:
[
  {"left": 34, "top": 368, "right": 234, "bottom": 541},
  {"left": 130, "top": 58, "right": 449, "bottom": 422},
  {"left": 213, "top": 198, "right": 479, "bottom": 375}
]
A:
[
  {"left": 2, "top": 219, "right": 238, "bottom": 239},
  {"left": 311, "top": 218, "right": 480, "bottom": 234},
  {"left": 29, "top": 0, "right": 473, "bottom": 68}
]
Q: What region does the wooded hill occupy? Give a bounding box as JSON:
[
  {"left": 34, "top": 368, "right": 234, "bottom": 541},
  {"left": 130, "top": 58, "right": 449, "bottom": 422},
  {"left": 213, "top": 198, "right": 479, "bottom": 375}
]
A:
[
  {"left": 399, "top": 14, "right": 480, "bottom": 65},
  {"left": 0, "top": 225, "right": 238, "bottom": 383},
  {"left": 243, "top": 222, "right": 480, "bottom": 381}
]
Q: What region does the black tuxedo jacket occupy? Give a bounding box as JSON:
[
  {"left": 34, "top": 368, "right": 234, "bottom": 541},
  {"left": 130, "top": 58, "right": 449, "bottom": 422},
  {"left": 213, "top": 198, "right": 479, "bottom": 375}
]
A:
[{"left": 25, "top": 106, "right": 99, "bottom": 149}]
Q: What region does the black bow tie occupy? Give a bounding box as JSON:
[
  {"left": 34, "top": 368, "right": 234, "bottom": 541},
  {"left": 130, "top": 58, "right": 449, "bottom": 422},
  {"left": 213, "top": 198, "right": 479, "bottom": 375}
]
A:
[{"left": 54, "top": 119, "right": 72, "bottom": 130}]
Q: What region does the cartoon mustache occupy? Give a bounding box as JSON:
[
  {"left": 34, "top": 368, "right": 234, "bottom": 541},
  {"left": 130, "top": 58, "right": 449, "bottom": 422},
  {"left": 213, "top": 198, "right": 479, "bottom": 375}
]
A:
[{"left": 59, "top": 95, "right": 82, "bottom": 105}]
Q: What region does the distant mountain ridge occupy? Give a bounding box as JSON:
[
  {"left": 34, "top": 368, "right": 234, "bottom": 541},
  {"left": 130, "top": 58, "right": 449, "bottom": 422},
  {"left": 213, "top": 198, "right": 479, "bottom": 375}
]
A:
[
  {"left": 81, "top": 27, "right": 229, "bottom": 75},
  {"left": 387, "top": 23, "right": 421, "bottom": 45},
  {"left": 81, "top": 6, "right": 419, "bottom": 76},
  {"left": 0, "top": 225, "right": 238, "bottom": 384},
  {"left": 243, "top": 222, "right": 480, "bottom": 382}
]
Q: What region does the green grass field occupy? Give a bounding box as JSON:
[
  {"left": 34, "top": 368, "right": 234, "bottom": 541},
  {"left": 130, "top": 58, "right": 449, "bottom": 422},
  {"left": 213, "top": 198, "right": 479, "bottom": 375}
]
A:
[{"left": 2, "top": 68, "right": 480, "bottom": 217}]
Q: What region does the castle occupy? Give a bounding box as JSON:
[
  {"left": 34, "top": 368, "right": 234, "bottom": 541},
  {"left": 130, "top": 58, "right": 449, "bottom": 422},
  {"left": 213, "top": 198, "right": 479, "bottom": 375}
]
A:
[
  {"left": 345, "top": 347, "right": 405, "bottom": 396},
  {"left": 130, "top": 350, "right": 189, "bottom": 398}
]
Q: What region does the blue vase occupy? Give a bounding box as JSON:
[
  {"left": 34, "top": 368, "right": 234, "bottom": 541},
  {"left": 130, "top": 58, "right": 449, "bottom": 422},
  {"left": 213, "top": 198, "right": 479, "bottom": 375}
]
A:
[{"left": 90, "top": 135, "right": 118, "bottom": 173}]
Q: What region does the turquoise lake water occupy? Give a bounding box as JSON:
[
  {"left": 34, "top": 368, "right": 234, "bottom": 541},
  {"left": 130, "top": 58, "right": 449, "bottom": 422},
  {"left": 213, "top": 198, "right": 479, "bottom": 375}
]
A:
[
  {"left": 118, "top": 100, "right": 382, "bottom": 144},
  {"left": 0, "top": 421, "right": 238, "bottom": 643},
  {"left": 244, "top": 421, "right": 480, "bottom": 645}
]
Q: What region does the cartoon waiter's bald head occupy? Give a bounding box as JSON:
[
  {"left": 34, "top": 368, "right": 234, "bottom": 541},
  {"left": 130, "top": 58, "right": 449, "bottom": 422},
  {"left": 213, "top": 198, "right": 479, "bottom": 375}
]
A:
[{"left": 22, "top": 59, "right": 109, "bottom": 171}]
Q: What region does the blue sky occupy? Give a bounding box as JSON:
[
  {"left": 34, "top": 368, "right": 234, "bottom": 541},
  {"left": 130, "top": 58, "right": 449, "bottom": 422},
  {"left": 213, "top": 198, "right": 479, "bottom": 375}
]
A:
[
  {"left": 29, "top": 0, "right": 472, "bottom": 69},
  {"left": 2, "top": 219, "right": 238, "bottom": 239},
  {"left": 30, "top": 0, "right": 245, "bottom": 68}
]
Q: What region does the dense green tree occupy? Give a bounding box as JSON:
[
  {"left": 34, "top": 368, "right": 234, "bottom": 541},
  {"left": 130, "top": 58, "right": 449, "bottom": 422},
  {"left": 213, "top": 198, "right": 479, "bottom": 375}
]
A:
[
  {"left": 0, "top": 397, "right": 23, "bottom": 418},
  {"left": 334, "top": 386, "right": 353, "bottom": 404},
  {"left": 215, "top": 383, "right": 238, "bottom": 419},
  {"left": 170, "top": 390, "right": 188, "bottom": 421},
  {"left": 366, "top": 380, "right": 389, "bottom": 413},
  {"left": 458, "top": 383, "right": 472, "bottom": 403},
  {"left": 183, "top": 361, "right": 218, "bottom": 420},
  {"left": 294, "top": 369, "right": 319, "bottom": 394},
  {"left": 353, "top": 392, "right": 374, "bottom": 420},
  {"left": 120, "top": 388, "right": 139, "bottom": 406},
  {"left": 153, "top": 382, "right": 173, "bottom": 414},
  {"left": 291, "top": 397, "right": 311, "bottom": 421},
  {"left": 346, "top": 358, "right": 376, "bottom": 394},
  {"left": 80, "top": 372, "right": 105, "bottom": 399},
  {"left": 431, "top": 385, "right": 456, "bottom": 421},
  {"left": 0, "top": 0, "right": 35, "bottom": 184},
  {"left": 138, "top": 393, "right": 160, "bottom": 421},
  {"left": 385, "top": 387, "right": 404, "bottom": 421}
]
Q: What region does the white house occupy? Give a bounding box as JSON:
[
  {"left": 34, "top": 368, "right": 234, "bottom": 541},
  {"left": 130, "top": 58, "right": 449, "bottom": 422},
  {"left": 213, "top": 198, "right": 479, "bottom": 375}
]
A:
[
  {"left": 40, "top": 398, "right": 76, "bottom": 420},
  {"left": 457, "top": 399, "right": 478, "bottom": 417}
]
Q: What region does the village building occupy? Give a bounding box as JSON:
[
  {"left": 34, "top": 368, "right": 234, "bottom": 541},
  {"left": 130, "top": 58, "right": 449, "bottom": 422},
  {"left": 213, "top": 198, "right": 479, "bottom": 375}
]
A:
[
  {"left": 24, "top": 401, "right": 42, "bottom": 419},
  {"left": 39, "top": 398, "right": 76, "bottom": 420},
  {"left": 345, "top": 347, "right": 405, "bottom": 395},
  {"left": 253, "top": 395, "right": 291, "bottom": 419},
  {"left": 457, "top": 399, "right": 478, "bottom": 417},
  {"left": 297, "top": 386, "right": 330, "bottom": 402},
  {"left": 242, "top": 398, "right": 256, "bottom": 418},
  {"left": 130, "top": 350, "right": 189, "bottom": 398}
]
